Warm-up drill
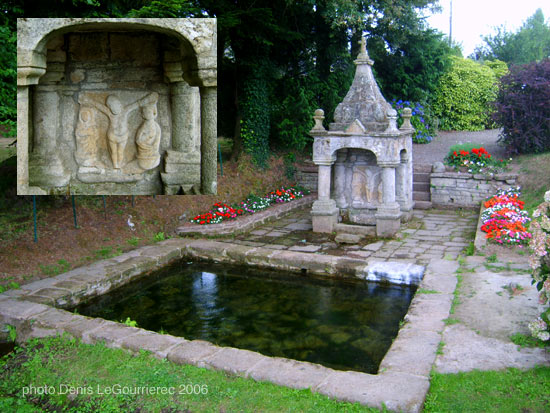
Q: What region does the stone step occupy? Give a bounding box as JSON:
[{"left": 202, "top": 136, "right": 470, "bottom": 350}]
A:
[
  {"left": 414, "top": 200, "right": 432, "bottom": 210},
  {"left": 413, "top": 181, "right": 430, "bottom": 192},
  {"left": 413, "top": 172, "right": 431, "bottom": 183},
  {"left": 334, "top": 223, "right": 376, "bottom": 236},
  {"left": 413, "top": 164, "right": 432, "bottom": 173},
  {"left": 413, "top": 191, "right": 431, "bottom": 202}
]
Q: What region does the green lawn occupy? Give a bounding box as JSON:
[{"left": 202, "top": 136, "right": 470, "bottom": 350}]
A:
[
  {"left": 0, "top": 336, "right": 377, "bottom": 412},
  {"left": 1, "top": 336, "right": 549, "bottom": 412},
  {"left": 515, "top": 152, "right": 550, "bottom": 214}
]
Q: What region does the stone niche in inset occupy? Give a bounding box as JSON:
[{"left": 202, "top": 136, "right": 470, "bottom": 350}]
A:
[{"left": 17, "top": 18, "right": 217, "bottom": 195}]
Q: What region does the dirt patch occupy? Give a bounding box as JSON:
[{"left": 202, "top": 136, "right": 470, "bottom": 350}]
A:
[{"left": 0, "top": 153, "right": 294, "bottom": 287}]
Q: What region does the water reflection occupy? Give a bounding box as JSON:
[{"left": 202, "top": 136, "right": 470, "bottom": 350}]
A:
[
  {"left": 192, "top": 272, "right": 220, "bottom": 334},
  {"left": 77, "top": 262, "right": 416, "bottom": 373}
]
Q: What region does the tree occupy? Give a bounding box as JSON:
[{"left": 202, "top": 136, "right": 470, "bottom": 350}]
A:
[
  {"left": 473, "top": 9, "right": 550, "bottom": 65},
  {"left": 5, "top": 0, "right": 451, "bottom": 161},
  {"left": 0, "top": 1, "right": 20, "bottom": 136}
]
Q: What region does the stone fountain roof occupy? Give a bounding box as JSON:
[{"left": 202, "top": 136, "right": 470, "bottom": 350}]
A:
[{"left": 330, "top": 37, "right": 392, "bottom": 132}]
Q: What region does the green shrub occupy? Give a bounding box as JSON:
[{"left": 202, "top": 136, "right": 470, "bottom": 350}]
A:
[
  {"left": 241, "top": 67, "right": 271, "bottom": 168},
  {"left": 432, "top": 56, "right": 501, "bottom": 131}
]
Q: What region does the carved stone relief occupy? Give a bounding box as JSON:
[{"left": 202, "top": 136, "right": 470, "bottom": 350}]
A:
[
  {"left": 17, "top": 18, "right": 217, "bottom": 195},
  {"left": 77, "top": 91, "right": 160, "bottom": 172}
]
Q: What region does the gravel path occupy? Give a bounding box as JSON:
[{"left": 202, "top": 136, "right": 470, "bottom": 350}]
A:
[{"left": 413, "top": 129, "right": 508, "bottom": 165}]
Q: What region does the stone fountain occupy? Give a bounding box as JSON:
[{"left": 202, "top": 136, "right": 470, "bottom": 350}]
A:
[{"left": 309, "top": 37, "right": 414, "bottom": 237}]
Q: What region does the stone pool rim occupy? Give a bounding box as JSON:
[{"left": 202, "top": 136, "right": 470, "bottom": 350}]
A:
[{"left": 0, "top": 238, "right": 457, "bottom": 412}]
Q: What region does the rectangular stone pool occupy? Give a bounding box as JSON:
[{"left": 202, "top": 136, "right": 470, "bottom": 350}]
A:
[{"left": 76, "top": 261, "right": 416, "bottom": 374}]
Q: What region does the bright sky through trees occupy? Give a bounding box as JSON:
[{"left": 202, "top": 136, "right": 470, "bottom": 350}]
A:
[{"left": 425, "top": 0, "right": 550, "bottom": 56}]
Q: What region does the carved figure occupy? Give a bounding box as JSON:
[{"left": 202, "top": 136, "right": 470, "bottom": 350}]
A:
[
  {"left": 351, "top": 166, "right": 382, "bottom": 207},
  {"left": 351, "top": 166, "right": 367, "bottom": 208},
  {"left": 135, "top": 102, "right": 161, "bottom": 170},
  {"left": 78, "top": 92, "right": 158, "bottom": 169},
  {"left": 74, "top": 107, "right": 97, "bottom": 167}
]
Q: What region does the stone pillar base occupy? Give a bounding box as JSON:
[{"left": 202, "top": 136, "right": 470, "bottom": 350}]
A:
[
  {"left": 28, "top": 155, "right": 69, "bottom": 188},
  {"left": 163, "top": 184, "right": 200, "bottom": 195},
  {"left": 376, "top": 205, "right": 402, "bottom": 237},
  {"left": 311, "top": 199, "right": 339, "bottom": 233},
  {"left": 161, "top": 150, "right": 201, "bottom": 194},
  {"left": 399, "top": 201, "right": 414, "bottom": 222}
]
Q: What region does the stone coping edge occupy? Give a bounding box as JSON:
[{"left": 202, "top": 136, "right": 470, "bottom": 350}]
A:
[
  {"left": 474, "top": 203, "right": 487, "bottom": 253},
  {"left": 431, "top": 171, "right": 518, "bottom": 181},
  {"left": 0, "top": 234, "right": 461, "bottom": 411},
  {"left": 175, "top": 195, "right": 315, "bottom": 236},
  {"left": 0, "top": 256, "right": 458, "bottom": 411},
  {"left": 0, "top": 239, "right": 424, "bottom": 311}
]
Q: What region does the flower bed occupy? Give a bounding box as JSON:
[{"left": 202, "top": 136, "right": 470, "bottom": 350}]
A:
[
  {"left": 444, "top": 146, "right": 509, "bottom": 174},
  {"left": 480, "top": 187, "right": 531, "bottom": 245},
  {"left": 190, "top": 187, "right": 307, "bottom": 225},
  {"left": 528, "top": 190, "right": 550, "bottom": 342}
]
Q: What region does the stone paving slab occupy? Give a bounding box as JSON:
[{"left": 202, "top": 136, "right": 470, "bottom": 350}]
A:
[
  {"left": 119, "top": 331, "right": 185, "bottom": 358},
  {"left": 205, "top": 347, "right": 272, "bottom": 377},
  {"left": 0, "top": 207, "right": 483, "bottom": 410},
  {"left": 379, "top": 328, "right": 441, "bottom": 377},
  {"left": 316, "top": 370, "right": 429, "bottom": 412},
  {"left": 248, "top": 357, "right": 333, "bottom": 390},
  {"left": 167, "top": 340, "right": 222, "bottom": 368},
  {"left": 436, "top": 324, "right": 550, "bottom": 373}
]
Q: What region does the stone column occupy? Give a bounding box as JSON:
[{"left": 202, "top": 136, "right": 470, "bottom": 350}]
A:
[
  {"left": 311, "top": 160, "right": 339, "bottom": 233},
  {"left": 333, "top": 149, "right": 348, "bottom": 208},
  {"left": 161, "top": 81, "right": 202, "bottom": 194},
  {"left": 17, "top": 86, "right": 30, "bottom": 194},
  {"left": 171, "top": 82, "right": 200, "bottom": 152},
  {"left": 375, "top": 163, "right": 402, "bottom": 237},
  {"left": 200, "top": 86, "right": 217, "bottom": 195},
  {"left": 27, "top": 87, "right": 68, "bottom": 189},
  {"left": 397, "top": 151, "right": 413, "bottom": 221},
  {"left": 17, "top": 64, "right": 47, "bottom": 195},
  {"left": 318, "top": 163, "right": 332, "bottom": 201},
  {"left": 381, "top": 166, "right": 398, "bottom": 205}
]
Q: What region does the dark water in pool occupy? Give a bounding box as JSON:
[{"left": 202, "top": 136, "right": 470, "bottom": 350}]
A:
[{"left": 76, "top": 262, "right": 416, "bottom": 373}]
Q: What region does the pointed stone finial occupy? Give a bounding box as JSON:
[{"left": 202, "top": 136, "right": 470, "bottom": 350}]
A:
[
  {"left": 400, "top": 107, "right": 414, "bottom": 131},
  {"left": 355, "top": 36, "right": 373, "bottom": 65},
  {"left": 359, "top": 37, "right": 367, "bottom": 55},
  {"left": 385, "top": 109, "right": 399, "bottom": 133},
  {"left": 311, "top": 109, "right": 326, "bottom": 132}
]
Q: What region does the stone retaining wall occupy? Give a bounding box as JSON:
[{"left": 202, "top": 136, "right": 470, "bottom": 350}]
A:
[
  {"left": 430, "top": 171, "right": 518, "bottom": 208},
  {"left": 296, "top": 164, "right": 318, "bottom": 192}
]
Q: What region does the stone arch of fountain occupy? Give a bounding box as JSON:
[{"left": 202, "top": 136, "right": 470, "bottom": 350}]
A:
[{"left": 17, "top": 18, "right": 217, "bottom": 195}]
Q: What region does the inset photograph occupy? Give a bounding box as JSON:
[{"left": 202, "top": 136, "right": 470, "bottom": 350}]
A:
[{"left": 17, "top": 18, "right": 217, "bottom": 195}]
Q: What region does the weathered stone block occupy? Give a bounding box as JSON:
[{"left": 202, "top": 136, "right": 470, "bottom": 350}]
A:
[{"left": 248, "top": 357, "right": 332, "bottom": 389}]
